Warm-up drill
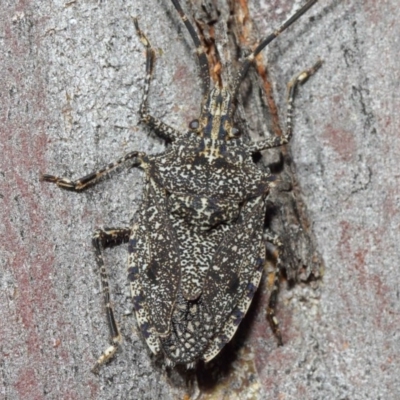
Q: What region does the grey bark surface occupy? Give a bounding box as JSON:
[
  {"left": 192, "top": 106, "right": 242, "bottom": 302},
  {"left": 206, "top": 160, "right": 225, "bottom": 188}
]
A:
[{"left": 1, "top": 0, "right": 399, "bottom": 399}]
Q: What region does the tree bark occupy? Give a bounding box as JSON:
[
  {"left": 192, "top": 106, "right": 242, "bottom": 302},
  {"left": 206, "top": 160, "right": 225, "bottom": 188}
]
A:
[{"left": 1, "top": 0, "right": 399, "bottom": 398}]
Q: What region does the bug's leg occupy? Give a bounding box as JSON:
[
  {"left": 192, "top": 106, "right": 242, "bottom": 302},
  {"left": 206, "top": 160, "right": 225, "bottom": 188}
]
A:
[
  {"left": 170, "top": 0, "right": 210, "bottom": 95},
  {"left": 91, "top": 227, "right": 131, "bottom": 373},
  {"left": 133, "top": 18, "right": 182, "bottom": 142},
  {"left": 246, "top": 60, "right": 322, "bottom": 154},
  {"left": 40, "top": 151, "right": 144, "bottom": 191},
  {"left": 264, "top": 230, "right": 284, "bottom": 346}
]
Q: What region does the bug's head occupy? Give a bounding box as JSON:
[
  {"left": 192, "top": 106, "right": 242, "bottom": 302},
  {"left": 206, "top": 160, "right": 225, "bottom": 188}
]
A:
[{"left": 188, "top": 88, "right": 240, "bottom": 141}]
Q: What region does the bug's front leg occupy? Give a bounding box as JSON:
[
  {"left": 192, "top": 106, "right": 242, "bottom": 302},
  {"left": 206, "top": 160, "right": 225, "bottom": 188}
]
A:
[
  {"left": 247, "top": 60, "right": 322, "bottom": 154},
  {"left": 133, "top": 18, "right": 182, "bottom": 142},
  {"left": 91, "top": 227, "right": 131, "bottom": 374},
  {"left": 40, "top": 151, "right": 144, "bottom": 191},
  {"left": 264, "top": 230, "right": 284, "bottom": 346}
]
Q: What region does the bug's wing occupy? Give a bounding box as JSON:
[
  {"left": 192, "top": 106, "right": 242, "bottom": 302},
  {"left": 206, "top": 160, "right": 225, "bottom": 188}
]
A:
[
  {"left": 159, "top": 292, "right": 215, "bottom": 365},
  {"left": 202, "top": 195, "right": 266, "bottom": 360},
  {"left": 129, "top": 220, "right": 161, "bottom": 355},
  {"left": 133, "top": 178, "right": 181, "bottom": 337}
]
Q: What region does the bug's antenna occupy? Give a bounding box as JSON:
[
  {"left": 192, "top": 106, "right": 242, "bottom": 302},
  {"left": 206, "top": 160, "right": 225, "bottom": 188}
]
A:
[
  {"left": 232, "top": 0, "right": 319, "bottom": 101},
  {"left": 171, "top": 0, "right": 211, "bottom": 96}
]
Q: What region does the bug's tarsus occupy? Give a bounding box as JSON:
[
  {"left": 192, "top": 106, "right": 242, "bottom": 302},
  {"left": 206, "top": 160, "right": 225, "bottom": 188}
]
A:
[
  {"left": 288, "top": 59, "right": 323, "bottom": 92},
  {"left": 91, "top": 227, "right": 131, "bottom": 372},
  {"left": 285, "top": 59, "right": 323, "bottom": 136}
]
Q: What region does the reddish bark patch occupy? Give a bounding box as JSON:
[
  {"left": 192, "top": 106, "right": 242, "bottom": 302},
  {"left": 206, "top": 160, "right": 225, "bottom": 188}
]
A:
[{"left": 322, "top": 124, "right": 356, "bottom": 162}]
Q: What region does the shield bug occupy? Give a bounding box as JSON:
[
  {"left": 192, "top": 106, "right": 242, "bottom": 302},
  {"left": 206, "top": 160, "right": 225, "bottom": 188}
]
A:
[{"left": 41, "top": 0, "right": 321, "bottom": 370}]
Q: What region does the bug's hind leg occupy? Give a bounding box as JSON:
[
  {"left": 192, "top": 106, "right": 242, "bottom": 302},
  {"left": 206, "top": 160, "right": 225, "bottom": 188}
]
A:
[
  {"left": 264, "top": 230, "right": 284, "bottom": 346},
  {"left": 40, "top": 151, "right": 144, "bottom": 191},
  {"left": 133, "top": 18, "right": 181, "bottom": 142},
  {"left": 91, "top": 227, "right": 131, "bottom": 373},
  {"left": 246, "top": 60, "right": 322, "bottom": 154}
]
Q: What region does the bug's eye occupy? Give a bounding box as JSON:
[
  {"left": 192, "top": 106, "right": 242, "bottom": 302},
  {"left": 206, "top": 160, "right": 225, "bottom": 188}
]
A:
[
  {"left": 231, "top": 127, "right": 240, "bottom": 137},
  {"left": 189, "top": 119, "right": 199, "bottom": 130}
]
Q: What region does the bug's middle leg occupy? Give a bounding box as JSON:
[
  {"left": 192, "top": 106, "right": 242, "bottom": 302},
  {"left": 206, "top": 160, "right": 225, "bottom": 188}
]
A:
[
  {"left": 91, "top": 227, "right": 131, "bottom": 373},
  {"left": 40, "top": 151, "right": 144, "bottom": 191}
]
